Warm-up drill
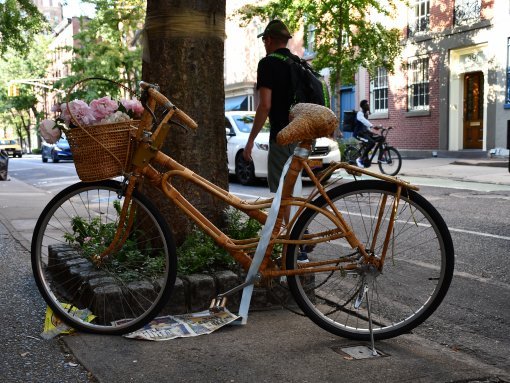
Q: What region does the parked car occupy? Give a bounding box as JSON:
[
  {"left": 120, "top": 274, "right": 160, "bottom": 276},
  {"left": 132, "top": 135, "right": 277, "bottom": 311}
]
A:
[
  {"left": 226, "top": 111, "right": 341, "bottom": 185},
  {"left": 42, "top": 137, "right": 73, "bottom": 163},
  {"left": 0, "top": 138, "right": 22, "bottom": 158}
]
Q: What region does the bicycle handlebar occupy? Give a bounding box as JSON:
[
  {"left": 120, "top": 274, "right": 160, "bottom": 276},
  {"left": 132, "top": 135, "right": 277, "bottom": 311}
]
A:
[{"left": 139, "top": 81, "right": 198, "bottom": 130}]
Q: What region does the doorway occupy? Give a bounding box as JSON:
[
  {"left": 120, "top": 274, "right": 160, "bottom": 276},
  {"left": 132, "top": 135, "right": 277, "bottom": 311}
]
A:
[
  {"left": 339, "top": 86, "right": 355, "bottom": 138},
  {"left": 463, "top": 72, "right": 484, "bottom": 149}
]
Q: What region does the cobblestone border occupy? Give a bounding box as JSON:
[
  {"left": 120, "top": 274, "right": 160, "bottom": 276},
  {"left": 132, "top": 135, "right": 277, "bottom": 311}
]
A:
[{"left": 47, "top": 244, "right": 299, "bottom": 317}]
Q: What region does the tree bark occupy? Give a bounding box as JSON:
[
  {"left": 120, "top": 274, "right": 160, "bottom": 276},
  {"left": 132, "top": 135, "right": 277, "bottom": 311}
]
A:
[{"left": 142, "top": 0, "right": 227, "bottom": 244}]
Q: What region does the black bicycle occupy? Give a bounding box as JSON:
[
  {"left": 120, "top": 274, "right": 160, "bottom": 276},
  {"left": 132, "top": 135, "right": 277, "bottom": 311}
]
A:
[{"left": 344, "top": 127, "right": 402, "bottom": 176}]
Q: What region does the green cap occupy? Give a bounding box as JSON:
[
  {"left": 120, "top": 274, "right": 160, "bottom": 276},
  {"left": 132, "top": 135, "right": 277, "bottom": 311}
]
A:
[{"left": 257, "top": 20, "right": 292, "bottom": 39}]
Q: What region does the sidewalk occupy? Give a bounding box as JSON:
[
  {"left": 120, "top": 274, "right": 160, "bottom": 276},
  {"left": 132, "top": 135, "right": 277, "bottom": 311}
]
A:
[
  {"left": 0, "top": 158, "right": 509, "bottom": 383},
  {"left": 398, "top": 157, "right": 509, "bottom": 186}
]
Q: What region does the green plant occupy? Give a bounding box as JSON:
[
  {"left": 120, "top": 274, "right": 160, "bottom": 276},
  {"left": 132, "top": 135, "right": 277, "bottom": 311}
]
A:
[
  {"left": 32, "top": 148, "right": 41, "bottom": 154},
  {"left": 64, "top": 200, "right": 165, "bottom": 282},
  {"left": 176, "top": 228, "right": 236, "bottom": 275},
  {"left": 176, "top": 207, "right": 279, "bottom": 276}
]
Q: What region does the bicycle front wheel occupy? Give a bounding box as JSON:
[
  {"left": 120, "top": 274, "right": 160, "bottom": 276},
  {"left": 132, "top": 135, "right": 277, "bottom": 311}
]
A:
[
  {"left": 378, "top": 146, "right": 402, "bottom": 176},
  {"left": 286, "top": 180, "right": 454, "bottom": 340},
  {"left": 31, "top": 180, "right": 177, "bottom": 335}
]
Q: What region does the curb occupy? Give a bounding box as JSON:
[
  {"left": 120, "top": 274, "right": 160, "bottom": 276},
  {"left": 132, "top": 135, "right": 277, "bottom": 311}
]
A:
[
  {"left": 46, "top": 243, "right": 294, "bottom": 318},
  {"left": 453, "top": 160, "right": 508, "bottom": 168}
]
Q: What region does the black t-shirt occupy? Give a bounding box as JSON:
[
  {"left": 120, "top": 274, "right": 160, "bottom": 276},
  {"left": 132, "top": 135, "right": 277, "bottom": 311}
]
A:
[{"left": 257, "top": 48, "right": 293, "bottom": 140}]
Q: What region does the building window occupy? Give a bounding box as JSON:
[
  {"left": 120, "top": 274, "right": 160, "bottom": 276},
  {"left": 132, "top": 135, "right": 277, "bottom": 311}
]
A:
[
  {"left": 370, "top": 67, "right": 388, "bottom": 113},
  {"left": 408, "top": 57, "right": 429, "bottom": 111},
  {"left": 409, "top": 0, "right": 430, "bottom": 36},
  {"left": 454, "top": 0, "right": 481, "bottom": 26},
  {"left": 506, "top": 38, "right": 510, "bottom": 105}
]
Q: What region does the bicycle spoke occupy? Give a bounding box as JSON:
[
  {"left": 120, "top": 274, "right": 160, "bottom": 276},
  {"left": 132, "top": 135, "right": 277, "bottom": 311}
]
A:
[{"left": 32, "top": 181, "right": 177, "bottom": 335}]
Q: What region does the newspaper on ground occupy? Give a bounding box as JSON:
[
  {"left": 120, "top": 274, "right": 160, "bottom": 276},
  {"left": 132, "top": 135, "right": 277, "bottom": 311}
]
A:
[
  {"left": 41, "top": 304, "right": 95, "bottom": 340},
  {"left": 123, "top": 309, "right": 240, "bottom": 341}
]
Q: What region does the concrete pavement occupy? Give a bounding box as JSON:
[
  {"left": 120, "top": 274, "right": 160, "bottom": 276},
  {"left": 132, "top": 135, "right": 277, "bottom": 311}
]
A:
[{"left": 0, "top": 157, "right": 509, "bottom": 382}]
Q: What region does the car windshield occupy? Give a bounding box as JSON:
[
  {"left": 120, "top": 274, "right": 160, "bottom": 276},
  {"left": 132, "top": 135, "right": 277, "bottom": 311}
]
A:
[
  {"left": 232, "top": 115, "right": 270, "bottom": 133},
  {"left": 0, "top": 140, "right": 16, "bottom": 145}
]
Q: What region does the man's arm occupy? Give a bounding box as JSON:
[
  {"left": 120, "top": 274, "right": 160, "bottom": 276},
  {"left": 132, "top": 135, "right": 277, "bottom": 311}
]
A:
[{"left": 243, "top": 87, "right": 271, "bottom": 161}]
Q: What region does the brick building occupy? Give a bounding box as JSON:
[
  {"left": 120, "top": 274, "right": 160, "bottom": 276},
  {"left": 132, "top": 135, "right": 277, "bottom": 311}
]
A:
[
  {"left": 350, "top": 0, "right": 510, "bottom": 155},
  {"left": 32, "top": 0, "right": 63, "bottom": 28}
]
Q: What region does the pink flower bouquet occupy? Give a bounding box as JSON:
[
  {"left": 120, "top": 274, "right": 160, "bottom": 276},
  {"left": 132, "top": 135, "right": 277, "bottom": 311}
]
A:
[{"left": 39, "top": 96, "right": 143, "bottom": 143}]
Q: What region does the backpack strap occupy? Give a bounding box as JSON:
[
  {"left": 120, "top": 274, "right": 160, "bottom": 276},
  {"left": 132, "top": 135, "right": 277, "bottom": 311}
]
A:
[{"left": 268, "top": 52, "right": 298, "bottom": 105}]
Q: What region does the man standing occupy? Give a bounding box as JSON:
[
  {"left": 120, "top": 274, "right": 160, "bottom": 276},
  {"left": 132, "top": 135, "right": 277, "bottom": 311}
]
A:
[
  {"left": 243, "top": 20, "right": 309, "bottom": 262},
  {"left": 243, "top": 19, "right": 295, "bottom": 193}
]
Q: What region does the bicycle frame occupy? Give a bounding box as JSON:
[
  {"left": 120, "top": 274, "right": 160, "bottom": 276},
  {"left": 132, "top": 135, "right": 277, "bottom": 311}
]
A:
[
  {"left": 107, "top": 87, "right": 418, "bottom": 283},
  {"left": 361, "top": 128, "right": 390, "bottom": 166}
]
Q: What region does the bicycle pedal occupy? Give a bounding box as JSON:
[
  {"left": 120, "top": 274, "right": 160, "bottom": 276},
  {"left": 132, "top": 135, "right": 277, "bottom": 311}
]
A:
[{"left": 209, "top": 297, "right": 227, "bottom": 313}]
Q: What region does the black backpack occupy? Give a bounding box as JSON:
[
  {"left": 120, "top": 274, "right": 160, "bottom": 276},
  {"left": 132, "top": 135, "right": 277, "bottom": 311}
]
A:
[
  {"left": 269, "top": 52, "right": 329, "bottom": 107},
  {"left": 342, "top": 110, "right": 357, "bottom": 132}
]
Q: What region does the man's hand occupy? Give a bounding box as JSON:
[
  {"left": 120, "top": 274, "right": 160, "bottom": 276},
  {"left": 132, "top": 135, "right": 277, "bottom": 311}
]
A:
[
  {"left": 243, "top": 140, "right": 254, "bottom": 162},
  {"left": 370, "top": 126, "right": 382, "bottom": 135}
]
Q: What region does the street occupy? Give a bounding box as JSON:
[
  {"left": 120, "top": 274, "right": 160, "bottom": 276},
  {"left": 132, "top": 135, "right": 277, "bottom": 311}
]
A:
[{"left": 1, "top": 155, "right": 509, "bottom": 382}]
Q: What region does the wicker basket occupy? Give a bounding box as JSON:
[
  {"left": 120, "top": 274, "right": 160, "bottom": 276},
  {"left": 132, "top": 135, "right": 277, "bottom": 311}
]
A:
[
  {"left": 67, "top": 121, "right": 138, "bottom": 182},
  {"left": 65, "top": 78, "right": 141, "bottom": 182}
]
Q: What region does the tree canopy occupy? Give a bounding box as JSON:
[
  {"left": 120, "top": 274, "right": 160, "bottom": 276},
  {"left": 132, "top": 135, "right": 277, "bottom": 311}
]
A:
[
  {"left": 0, "top": 35, "right": 51, "bottom": 148},
  {"left": 239, "top": 0, "right": 403, "bottom": 87},
  {"left": 55, "top": 0, "right": 144, "bottom": 99},
  {"left": 0, "top": 0, "right": 48, "bottom": 58}
]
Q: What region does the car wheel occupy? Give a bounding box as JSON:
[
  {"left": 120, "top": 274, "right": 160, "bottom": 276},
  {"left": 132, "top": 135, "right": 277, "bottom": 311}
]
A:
[
  {"left": 235, "top": 151, "right": 256, "bottom": 185},
  {"left": 52, "top": 152, "right": 60, "bottom": 163},
  {"left": 42, "top": 156, "right": 48, "bottom": 163}
]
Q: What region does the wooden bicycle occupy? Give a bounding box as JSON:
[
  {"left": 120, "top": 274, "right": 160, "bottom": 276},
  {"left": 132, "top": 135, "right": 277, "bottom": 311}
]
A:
[{"left": 31, "top": 82, "right": 454, "bottom": 343}]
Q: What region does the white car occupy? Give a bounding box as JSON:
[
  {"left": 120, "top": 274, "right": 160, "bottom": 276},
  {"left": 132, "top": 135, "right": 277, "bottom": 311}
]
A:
[{"left": 226, "top": 111, "right": 341, "bottom": 185}]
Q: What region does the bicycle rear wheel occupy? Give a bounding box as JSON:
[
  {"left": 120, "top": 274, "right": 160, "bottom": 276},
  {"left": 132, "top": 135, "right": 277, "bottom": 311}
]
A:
[
  {"left": 378, "top": 146, "right": 402, "bottom": 176},
  {"left": 31, "top": 180, "right": 177, "bottom": 335},
  {"left": 286, "top": 180, "right": 454, "bottom": 340}
]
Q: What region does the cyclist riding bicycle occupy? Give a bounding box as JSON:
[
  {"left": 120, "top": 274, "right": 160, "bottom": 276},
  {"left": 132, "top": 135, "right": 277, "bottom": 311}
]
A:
[{"left": 353, "top": 99, "right": 383, "bottom": 168}]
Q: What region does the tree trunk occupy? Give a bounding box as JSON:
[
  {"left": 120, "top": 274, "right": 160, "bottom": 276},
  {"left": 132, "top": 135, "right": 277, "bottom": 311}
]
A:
[{"left": 142, "top": 0, "right": 227, "bottom": 244}]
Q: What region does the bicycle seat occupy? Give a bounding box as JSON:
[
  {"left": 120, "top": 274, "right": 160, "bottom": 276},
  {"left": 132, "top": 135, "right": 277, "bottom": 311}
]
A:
[{"left": 276, "top": 103, "right": 337, "bottom": 145}]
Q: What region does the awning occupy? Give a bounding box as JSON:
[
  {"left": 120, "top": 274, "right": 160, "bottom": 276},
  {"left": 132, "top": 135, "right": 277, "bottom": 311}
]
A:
[{"left": 225, "top": 96, "right": 248, "bottom": 111}]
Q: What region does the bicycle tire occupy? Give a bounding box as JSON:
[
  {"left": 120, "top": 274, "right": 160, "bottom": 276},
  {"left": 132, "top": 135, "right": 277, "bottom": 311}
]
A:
[
  {"left": 31, "top": 180, "right": 177, "bottom": 335},
  {"left": 343, "top": 145, "right": 360, "bottom": 165},
  {"left": 378, "top": 146, "right": 402, "bottom": 176},
  {"left": 286, "top": 180, "right": 454, "bottom": 340}
]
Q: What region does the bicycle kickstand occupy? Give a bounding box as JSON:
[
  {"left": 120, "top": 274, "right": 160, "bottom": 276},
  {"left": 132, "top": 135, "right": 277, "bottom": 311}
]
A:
[
  {"left": 363, "top": 283, "right": 378, "bottom": 356},
  {"left": 355, "top": 282, "right": 379, "bottom": 357}
]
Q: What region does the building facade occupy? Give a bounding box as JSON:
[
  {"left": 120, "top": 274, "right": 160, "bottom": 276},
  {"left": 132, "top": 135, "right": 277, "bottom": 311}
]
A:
[
  {"left": 224, "top": 1, "right": 509, "bottom": 155},
  {"left": 32, "top": 0, "right": 64, "bottom": 28},
  {"left": 352, "top": 0, "right": 510, "bottom": 154}
]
